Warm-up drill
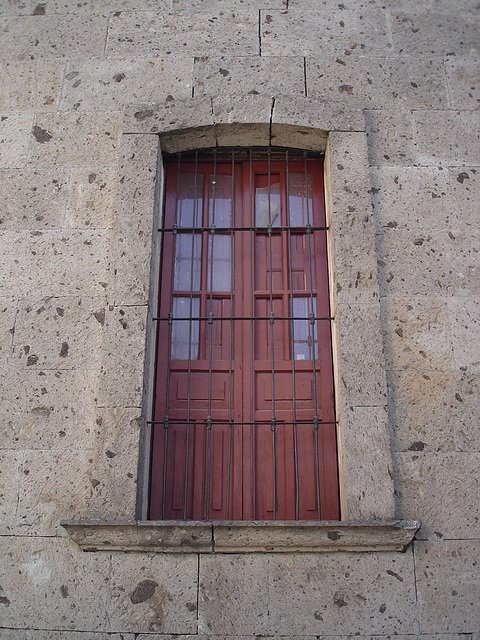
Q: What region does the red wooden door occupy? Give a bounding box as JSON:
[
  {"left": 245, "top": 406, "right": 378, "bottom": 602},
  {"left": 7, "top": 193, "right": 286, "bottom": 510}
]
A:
[{"left": 149, "top": 152, "right": 339, "bottom": 521}]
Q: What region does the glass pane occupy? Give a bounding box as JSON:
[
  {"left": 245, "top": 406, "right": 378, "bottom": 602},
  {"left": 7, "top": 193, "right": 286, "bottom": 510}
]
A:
[
  {"left": 177, "top": 173, "right": 203, "bottom": 227},
  {"left": 292, "top": 297, "right": 318, "bottom": 360},
  {"left": 173, "top": 234, "right": 201, "bottom": 291},
  {"left": 207, "top": 235, "right": 232, "bottom": 292},
  {"left": 255, "top": 175, "right": 281, "bottom": 227},
  {"left": 209, "top": 173, "right": 232, "bottom": 227},
  {"left": 288, "top": 173, "right": 312, "bottom": 226},
  {"left": 171, "top": 297, "right": 200, "bottom": 360}
]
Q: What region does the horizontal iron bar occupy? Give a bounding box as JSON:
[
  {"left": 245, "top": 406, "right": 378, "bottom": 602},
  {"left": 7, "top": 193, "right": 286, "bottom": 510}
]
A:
[
  {"left": 159, "top": 225, "right": 329, "bottom": 233},
  {"left": 147, "top": 420, "right": 338, "bottom": 426},
  {"left": 153, "top": 315, "right": 334, "bottom": 322}
]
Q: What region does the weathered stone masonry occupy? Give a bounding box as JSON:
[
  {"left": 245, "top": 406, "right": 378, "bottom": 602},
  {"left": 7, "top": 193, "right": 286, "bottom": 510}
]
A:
[{"left": 0, "top": 0, "right": 479, "bottom": 638}]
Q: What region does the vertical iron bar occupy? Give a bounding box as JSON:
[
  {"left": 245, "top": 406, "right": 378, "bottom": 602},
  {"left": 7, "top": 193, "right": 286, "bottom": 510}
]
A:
[
  {"left": 205, "top": 148, "right": 217, "bottom": 520},
  {"left": 162, "top": 152, "right": 182, "bottom": 519},
  {"left": 249, "top": 149, "right": 255, "bottom": 520},
  {"left": 184, "top": 149, "right": 199, "bottom": 519},
  {"left": 286, "top": 151, "right": 299, "bottom": 520},
  {"left": 303, "top": 151, "right": 321, "bottom": 518},
  {"left": 226, "top": 149, "right": 234, "bottom": 520},
  {"left": 267, "top": 148, "right": 277, "bottom": 521}
]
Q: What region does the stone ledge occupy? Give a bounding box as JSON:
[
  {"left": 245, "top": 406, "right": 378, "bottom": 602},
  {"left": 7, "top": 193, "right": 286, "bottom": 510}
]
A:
[{"left": 61, "top": 519, "right": 420, "bottom": 553}]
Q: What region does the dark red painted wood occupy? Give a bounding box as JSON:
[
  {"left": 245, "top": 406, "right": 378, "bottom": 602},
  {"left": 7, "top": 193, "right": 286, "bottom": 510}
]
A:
[{"left": 149, "top": 155, "right": 339, "bottom": 521}]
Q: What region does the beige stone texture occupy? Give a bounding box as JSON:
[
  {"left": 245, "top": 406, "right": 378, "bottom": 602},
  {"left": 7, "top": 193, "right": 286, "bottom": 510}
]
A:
[
  {"left": 0, "top": 59, "right": 64, "bottom": 111},
  {"left": 97, "top": 304, "right": 148, "bottom": 407},
  {"left": 0, "top": 13, "right": 108, "bottom": 61},
  {"left": 194, "top": 56, "right": 305, "bottom": 97},
  {"left": 307, "top": 56, "right": 449, "bottom": 110},
  {"left": 382, "top": 296, "right": 454, "bottom": 372},
  {"left": 445, "top": 57, "right": 480, "bottom": 110},
  {"left": 388, "top": 370, "right": 480, "bottom": 453},
  {"left": 0, "top": 450, "right": 23, "bottom": 533},
  {"left": 415, "top": 540, "right": 480, "bottom": 633},
  {"left": 28, "top": 111, "right": 123, "bottom": 168},
  {"left": 123, "top": 97, "right": 214, "bottom": 135},
  {"left": 260, "top": 9, "right": 391, "bottom": 57},
  {"left": 395, "top": 451, "right": 480, "bottom": 540},
  {"left": 87, "top": 407, "right": 141, "bottom": 520},
  {"left": 65, "top": 166, "right": 117, "bottom": 230},
  {"left": 115, "top": 134, "right": 158, "bottom": 218},
  {"left": 365, "top": 108, "right": 417, "bottom": 167},
  {"left": 0, "top": 167, "right": 69, "bottom": 230},
  {"left": 106, "top": 11, "right": 259, "bottom": 59},
  {"left": 0, "top": 536, "right": 111, "bottom": 630},
  {"left": 414, "top": 110, "right": 480, "bottom": 166},
  {"left": 272, "top": 95, "right": 365, "bottom": 134},
  {"left": 1, "top": 632, "right": 135, "bottom": 640},
  {"left": 213, "top": 94, "right": 272, "bottom": 147},
  {"left": 108, "top": 553, "right": 198, "bottom": 634},
  {"left": 0, "top": 112, "right": 32, "bottom": 168},
  {"left": 199, "top": 550, "right": 417, "bottom": 635},
  {"left": 0, "top": 368, "right": 98, "bottom": 450},
  {"left": 391, "top": 10, "right": 480, "bottom": 58},
  {"left": 0, "top": 296, "right": 17, "bottom": 369},
  {"left": 10, "top": 297, "right": 105, "bottom": 370},
  {"left": 0, "top": 230, "right": 110, "bottom": 297},
  {"left": 449, "top": 297, "right": 480, "bottom": 371},
  {"left": 61, "top": 58, "right": 193, "bottom": 112}
]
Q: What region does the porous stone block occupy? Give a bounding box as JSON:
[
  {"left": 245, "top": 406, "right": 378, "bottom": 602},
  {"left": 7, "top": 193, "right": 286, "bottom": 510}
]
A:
[
  {"left": 123, "top": 97, "right": 214, "bottom": 135},
  {"left": 445, "top": 57, "right": 480, "bottom": 110},
  {"left": 414, "top": 110, "right": 480, "bottom": 166},
  {"left": 87, "top": 407, "right": 141, "bottom": 520},
  {"left": 65, "top": 166, "right": 117, "bottom": 229},
  {"left": 378, "top": 228, "right": 480, "bottom": 297},
  {"left": 370, "top": 166, "right": 458, "bottom": 232},
  {"left": 365, "top": 109, "right": 417, "bottom": 167},
  {"left": 61, "top": 57, "right": 193, "bottom": 112},
  {"left": 449, "top": 296, "right": 480, "bottom": 371},
  {"left": 0, "top": 0, "right": 48, "bottom": 15},
  {"left": 336, "top": 303, "right": 388, "bottom": 405},
  {"left": 0, "top": 59, "right": 64, "bottom": 111},
  {"left": 109, "top": 213, "right": 154, "bottom": 306},
  {"left": 0, "top": 13, "right": 108, "bottom": 61},
  {"left": 0, "top": 167, "right": 69, "bottom": 230},
  {"left": 0, "top": 296, "right": 16, "bottom": 368},
  {"left": 339, "top": 405, "right": 394, "bottom": 520},
  {"left": 10, "top": 297, "right": 105, "bottom": 370},
  {"left": 261, "top": 9, "right": 391, "bottom": 57},
  {"left": 0, "top": 632, "right": 135, "bottom": 640},
  {"left": 97, "top": 304, "right": 148, "bottom": 407},
  {"left": 415, "top": 539, "right": 480, "bottom": 633},
  {"left": 174, "top": 0, "right": 286, "bottom": 6},
  {"left": 382, "top": 296, "right": 454, "bottom": 372},
  {"left": 14, "top": 448, "right": 93, "bottom": 534},
  {"left": 391, "top": 10, "right": 480, "bottom": 58},
  {"left": 0, "top": 369, "right": 98, "bottom": 451},
  {"left": 106, "top": 11, "right": 258, "bottom": 59},
  {"left": 0, "top": 536, "right": 110, "bottom": 630},
  {"left": 108, "top": 553, "right": 198, "bottom": 634},
  {"left": 115, "top": 133, "right": 158, "bottom": 219},
  {"left": 0, "top": 230, "right": 110, "bottom": 297},
  {"left": 194, "top": 56, "right": 305, "bottom": 97},
  {"left": 395, "top": 451, "right": 480, "bottom": 540},
  {"left": 212, "top": 94, "right": 272, "bottom": 147},
  {"left": 388, "top": 370, "right": 480, "bottom": 453},
  {"left": 0, "top": 112, "right": 32, "bottom": 168},
  {"left": 28, "top": 111, "right": 123, "bottom": 168},
  {"left": 198, "top": 551, "right": 417, "bottom": 635},
  {"left": 446, "top": 166, "right": 480, "bottom": 221},
  {"left": 307, "top": 56, "right": 448, "bottom": 110},
  {"left": 0, "top": 450, "right": 23, "bottom": 533}
]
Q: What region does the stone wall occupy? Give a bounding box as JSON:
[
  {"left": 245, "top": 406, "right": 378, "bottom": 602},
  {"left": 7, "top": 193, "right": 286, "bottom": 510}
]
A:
[{"left": 0, "top": 0, "right": 479, "bottom": 637}]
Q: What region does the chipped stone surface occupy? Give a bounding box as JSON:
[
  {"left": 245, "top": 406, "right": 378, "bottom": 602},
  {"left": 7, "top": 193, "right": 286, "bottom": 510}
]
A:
[
  {"left": 395, "top": 451, "right": 480, "bottom": 540},
  {"left": 415, "top": 540, "right": 480, "bottom": 633},
  {"left": 445, "top": 57, "right": 480, "bottom": 110},
  {"left": 273, "top": 94, "right": 365, "bottom": 133},
  {"left": 0, "top": 450, "right": 23, "bottom": 533},
  {"left": 61, "top": 57, "right": 193, "bottom": 112},
  {"left": 194, "top": 55, "right": 305, "bottom": 97},
  {"left": 0, "top": 167, "right": 69, "bottom": 229},
  {"left": 261, "top": 9, "right": 391, "bottom": 57},
  {"left": 10, "top": 297, "right": 105, "bottom": 370},
  {"left": 0, "top": 112, "right": 32, "bottom": 168},
  {"left": 199, "top": 551, "right": 417, "bottom": 635},
  {"left": 106, "top": 11, "right": 259, "bottom": 59},
  {"left": 28, "top": 111, "right": 123, "bottom": 167},
  {"left": 0, "top": 59, "right": 64, "bottom": 111},
  {"left": 414, "top": 110, "right": 480, "bottom": 166},
  {"left": 108, "top": 553, "right": 198, "bottom": 634},
  {"left": 1, "top": 632, "right": 135, "bottom": 640},
  {"left": 307, "top": 56, "right": 449, "bottom": 110},
  {"left": 0, "top": 296, "right": 17, "bottom": 369},
  {"left": 123, "top": 96, "right": 214, "bottom": 135},
  {"left": 449, "top": 296, "right": 480, "bottom": 371},
  {"left": 0, "top": 230, "right": 110, "bottom": 297},
  {"left": 365, "top": 109, "right": 417, "bottom": 167}
]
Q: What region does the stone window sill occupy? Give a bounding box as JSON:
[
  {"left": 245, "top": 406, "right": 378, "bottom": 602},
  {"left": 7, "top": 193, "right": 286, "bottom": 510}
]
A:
[{"left": 61, "top": 519, "right": 419, "bottom": 554}]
